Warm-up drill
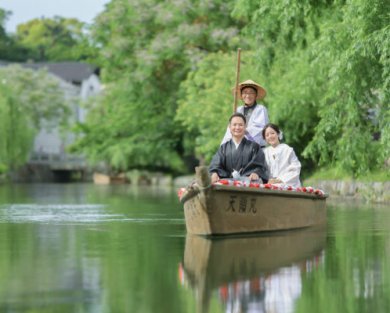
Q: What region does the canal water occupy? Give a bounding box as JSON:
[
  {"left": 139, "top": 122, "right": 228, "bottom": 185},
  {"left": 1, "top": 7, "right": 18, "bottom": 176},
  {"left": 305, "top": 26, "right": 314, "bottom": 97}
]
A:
[{"left": 0, "top": 183, "right": 389, "bottom": 313}]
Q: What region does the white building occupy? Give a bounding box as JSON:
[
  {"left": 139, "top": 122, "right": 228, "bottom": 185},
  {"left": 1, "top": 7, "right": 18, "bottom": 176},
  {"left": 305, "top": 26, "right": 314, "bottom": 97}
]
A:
[
  {"left": 0, "top": 61, "right": 101, "bottom": 181},
  {"left": 21, "top": 62, "right": 101, "bottom": 161}
]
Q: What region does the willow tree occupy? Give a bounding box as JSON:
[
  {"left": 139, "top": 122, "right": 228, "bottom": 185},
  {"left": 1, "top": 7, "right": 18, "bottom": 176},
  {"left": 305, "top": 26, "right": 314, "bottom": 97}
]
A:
[
  {"left": 0, "top": 85, "right": 32, "bottom": 173},
  {"left": 0, "top": 65, "right": 69, "bottom": 172},
  {"left": 233, "top": 0, "right": 389, "bottom": 176},
  {"left": 72, "top": 0, "right": 242, "bottom": 173}
]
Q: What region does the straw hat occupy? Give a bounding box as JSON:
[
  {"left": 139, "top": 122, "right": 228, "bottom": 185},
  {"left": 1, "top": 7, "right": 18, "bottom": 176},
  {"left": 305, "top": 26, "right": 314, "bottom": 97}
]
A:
[{"left": 233, "top": 79, "right": 267, "bottom": 100}]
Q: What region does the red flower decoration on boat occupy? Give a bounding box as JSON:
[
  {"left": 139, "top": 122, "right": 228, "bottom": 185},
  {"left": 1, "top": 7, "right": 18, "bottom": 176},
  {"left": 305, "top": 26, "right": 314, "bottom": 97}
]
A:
[{"left": 177, "top": 188, "right": 186, "bottom": 199}]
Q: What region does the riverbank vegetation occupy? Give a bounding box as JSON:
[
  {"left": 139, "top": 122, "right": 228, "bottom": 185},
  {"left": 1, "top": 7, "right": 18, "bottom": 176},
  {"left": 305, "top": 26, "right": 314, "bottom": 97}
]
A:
[
  {"left": 0, "top": 0, "right": 388, "bottom": 179},
  {"left": 0, "top": 65, "right": 70, "bottom": 174}
]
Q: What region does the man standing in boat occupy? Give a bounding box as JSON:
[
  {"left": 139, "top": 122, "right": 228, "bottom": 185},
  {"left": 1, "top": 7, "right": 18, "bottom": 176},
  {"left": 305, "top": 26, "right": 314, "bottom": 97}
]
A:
[
  {"left": 209, "top": 113, "right": 268, "bottom": 184},
  {"left": 221, "top": 79, "right": 269, "bottom": 148}
]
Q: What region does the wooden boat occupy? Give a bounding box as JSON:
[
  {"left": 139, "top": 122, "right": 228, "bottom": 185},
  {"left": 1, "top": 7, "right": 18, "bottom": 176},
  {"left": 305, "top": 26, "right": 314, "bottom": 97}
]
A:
[
  {"left": 180, "top": 228, "right": 326, "bottom": 313},
  {"left": 93, "top": 172, "right": 129, "bottom": 185},
  {"left": 179, "top": 166, "right": 328, "bottom": 235}
]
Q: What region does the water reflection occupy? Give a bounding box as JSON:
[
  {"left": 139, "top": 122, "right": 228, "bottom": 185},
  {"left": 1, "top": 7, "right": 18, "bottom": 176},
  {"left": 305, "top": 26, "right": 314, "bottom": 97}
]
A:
[
  {"left": 1, "top": 183, "right": 389, "bottom": 312},
  {"left": 179, "top": 228, "right": 326, "bottom": 313},
  {"left": 0, "top": 183, "right": 185, "bottom": 312}
]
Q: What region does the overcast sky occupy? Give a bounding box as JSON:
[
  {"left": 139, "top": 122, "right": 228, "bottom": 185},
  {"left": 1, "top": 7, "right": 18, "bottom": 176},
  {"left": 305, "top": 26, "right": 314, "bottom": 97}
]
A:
[{"left": 1, "top": 0, "right": 110, "bottom": 33}]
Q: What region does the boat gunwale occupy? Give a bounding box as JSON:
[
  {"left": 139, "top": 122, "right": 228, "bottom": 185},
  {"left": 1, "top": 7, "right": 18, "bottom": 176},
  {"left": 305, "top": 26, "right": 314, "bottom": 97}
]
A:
[{"left": 211, "top": 184, "right": 329, "bottom": 200}]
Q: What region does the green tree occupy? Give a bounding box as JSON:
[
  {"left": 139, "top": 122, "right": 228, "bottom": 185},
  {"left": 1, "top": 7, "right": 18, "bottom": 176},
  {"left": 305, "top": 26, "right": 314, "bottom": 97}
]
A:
[
  {"left": 0, "top": 65, "right": 70, "bottom": 171},
  {"left": 72, "top": 0, "right": 243, "bottom": 173},
  {"left": 71, "top": 0, "right": 388, "bottom": 177},
  {"left": 0, "top": 8, "right": 29, "bottom": 61},
  {"left": 233, "top": 0, "right": 389, "bottom": 176},
  {"left": 0, "top": 8, "right": 11, "bottom": 58},
  {"left": 16, "top": 16, "right": 96, "bottom": 61}
]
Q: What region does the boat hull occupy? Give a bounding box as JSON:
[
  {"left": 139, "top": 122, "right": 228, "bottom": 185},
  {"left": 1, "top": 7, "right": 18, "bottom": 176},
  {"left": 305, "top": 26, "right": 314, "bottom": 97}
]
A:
[{"left": 183, "top": 185, "right": 327, "bottom": 235}]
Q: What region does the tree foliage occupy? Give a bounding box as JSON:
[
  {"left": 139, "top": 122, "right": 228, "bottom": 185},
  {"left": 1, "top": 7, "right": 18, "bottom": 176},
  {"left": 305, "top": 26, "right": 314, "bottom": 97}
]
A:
[
  {"left": 0, "top": 8, "right": 28, "bottom": 61},
  {"left": 0, "top": 10, "right": 96, "bottom": 62},
  {"left": 0, "top": 65, "right": 69, "bottom": 171},
  {"left": 15, "top": 17, "right": 96, "bottom": 61},
  {"left": 231, "top": 0, "right": 390, "bottom": 176},
  {"left": 71, "top": 0, "right": 243, "bottom": 173},
  {"left": 10, "top": 0, "right": 385, "bottom": 177},
  {"left": 70, "top": 0, "right": 389, "bottom": 176}
]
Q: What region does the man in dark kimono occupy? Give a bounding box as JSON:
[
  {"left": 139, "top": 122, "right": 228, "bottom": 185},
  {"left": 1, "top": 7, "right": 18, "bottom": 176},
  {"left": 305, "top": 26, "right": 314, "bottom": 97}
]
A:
[{"left": 209, "top": 113, "right": 268, "bottom": 184}]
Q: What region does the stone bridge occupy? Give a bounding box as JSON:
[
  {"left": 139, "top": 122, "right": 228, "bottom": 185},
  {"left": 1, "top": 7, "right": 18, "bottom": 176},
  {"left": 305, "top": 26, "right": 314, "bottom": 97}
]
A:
[{"left": 19, "top": 153, "right": 90, "bottom": 182}]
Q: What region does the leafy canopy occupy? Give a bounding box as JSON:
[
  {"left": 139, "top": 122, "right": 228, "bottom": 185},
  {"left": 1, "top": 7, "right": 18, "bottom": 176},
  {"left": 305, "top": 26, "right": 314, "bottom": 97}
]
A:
[
  {"left": 16, "top": 17, "right": 96, "bottom": 61},
  {"left": 71, "top": 0, "right": 243, "bottom": 173},
  {"left": 232, "top": 0, "right": 389, "bottom": 176},
  {"left": 60, "top": 0, "right": 389, "bottom": 177}
]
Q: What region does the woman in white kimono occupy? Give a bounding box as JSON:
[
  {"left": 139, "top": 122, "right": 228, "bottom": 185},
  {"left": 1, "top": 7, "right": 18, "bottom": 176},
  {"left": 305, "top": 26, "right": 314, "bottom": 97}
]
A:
[
  {"left": 262, "top": 123, "right": 302, "bottom": 188},
  {"left": 221, "top": 79, "right": 269, "bottom": 147}
]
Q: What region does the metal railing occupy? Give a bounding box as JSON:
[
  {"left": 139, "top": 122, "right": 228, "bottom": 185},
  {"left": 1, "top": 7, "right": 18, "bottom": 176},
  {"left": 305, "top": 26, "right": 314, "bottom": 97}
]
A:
[{"left": 29, "top": 152, "right": 86, "bottom": 170}]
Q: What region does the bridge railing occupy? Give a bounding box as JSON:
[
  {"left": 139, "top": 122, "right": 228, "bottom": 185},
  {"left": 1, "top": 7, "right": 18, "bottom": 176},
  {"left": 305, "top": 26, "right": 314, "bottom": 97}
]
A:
[{"left": 28, "top": 152, "right": 87, "bottom": 170}]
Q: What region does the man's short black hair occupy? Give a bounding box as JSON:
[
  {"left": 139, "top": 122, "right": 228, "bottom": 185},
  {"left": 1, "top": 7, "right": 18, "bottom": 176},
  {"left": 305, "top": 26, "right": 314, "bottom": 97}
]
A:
[{"left": 229, "top": 112, "right": 246, "bottom": 124}]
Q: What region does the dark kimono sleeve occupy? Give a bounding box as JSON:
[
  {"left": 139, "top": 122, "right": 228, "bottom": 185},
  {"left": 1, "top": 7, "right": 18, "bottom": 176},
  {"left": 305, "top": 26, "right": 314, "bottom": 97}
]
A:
[
  {"left": 241, "top": 143, "right": 269, "bottom": 183},
  {"left": 208, "top": 145, "right": 231, "bottom": 178}
]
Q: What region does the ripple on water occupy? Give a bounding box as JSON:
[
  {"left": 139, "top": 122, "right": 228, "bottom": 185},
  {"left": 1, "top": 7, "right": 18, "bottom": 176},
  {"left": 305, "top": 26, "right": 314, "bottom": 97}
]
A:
[
  {"left": 0, "top": 203, "right": 122, "bottom": 224},
  {"left": 0, "top": 204, "right": 185, "bottom": 225}
]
